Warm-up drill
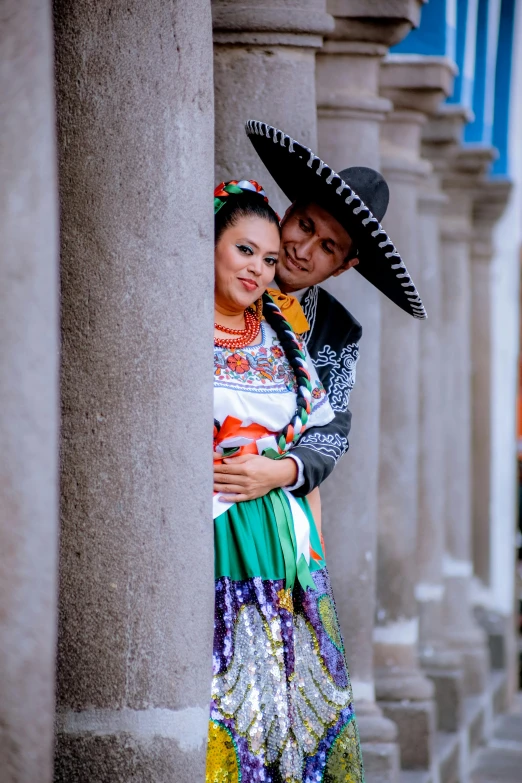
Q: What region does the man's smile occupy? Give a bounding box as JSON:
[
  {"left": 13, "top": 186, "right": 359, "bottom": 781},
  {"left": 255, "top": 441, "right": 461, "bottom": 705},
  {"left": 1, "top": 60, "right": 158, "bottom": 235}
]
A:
[{"left": 284, "top": 249, "right": 308, "bottom": 273}]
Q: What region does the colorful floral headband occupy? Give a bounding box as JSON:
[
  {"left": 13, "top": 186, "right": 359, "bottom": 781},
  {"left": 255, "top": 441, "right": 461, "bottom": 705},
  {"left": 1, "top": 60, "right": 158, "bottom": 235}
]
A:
[{"left": 214, "top": 179, "right": 272, "bottom": 215}]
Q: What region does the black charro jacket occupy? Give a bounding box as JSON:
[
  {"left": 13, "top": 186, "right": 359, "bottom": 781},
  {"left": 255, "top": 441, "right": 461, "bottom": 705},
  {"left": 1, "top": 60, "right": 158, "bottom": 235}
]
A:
[{"left": 289, "top": 285, "right": 362, "bottom": 497}]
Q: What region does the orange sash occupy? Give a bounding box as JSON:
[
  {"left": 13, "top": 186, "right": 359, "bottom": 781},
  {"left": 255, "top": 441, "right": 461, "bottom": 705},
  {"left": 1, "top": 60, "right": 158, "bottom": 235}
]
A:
[{"left": 213, "top": 416, "right": 275, "bottom": 462}]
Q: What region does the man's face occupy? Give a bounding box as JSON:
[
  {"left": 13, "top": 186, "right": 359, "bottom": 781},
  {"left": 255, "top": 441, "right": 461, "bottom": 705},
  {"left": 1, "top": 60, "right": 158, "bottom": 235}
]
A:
[{"left": 276, "top": 202, "right": 358, "bottom": 293}]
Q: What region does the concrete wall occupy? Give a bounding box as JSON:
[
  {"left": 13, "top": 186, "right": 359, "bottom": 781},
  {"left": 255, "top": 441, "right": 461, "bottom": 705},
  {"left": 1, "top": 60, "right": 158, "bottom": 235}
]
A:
[{"left": 0, "top": 3, "right": 59, "bottom": 782}]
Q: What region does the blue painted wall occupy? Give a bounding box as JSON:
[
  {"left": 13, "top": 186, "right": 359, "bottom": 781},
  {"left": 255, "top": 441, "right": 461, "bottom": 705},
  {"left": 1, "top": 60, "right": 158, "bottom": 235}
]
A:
[
  {"left": 465, "top": 0, "right": 490, "bottom": 140},
  {"left": 465, "top": 0, "right": 502, "bottom": 145},
  {"left": 492, "top": 0, "right": 516, "bottom": 175},
  {"left": 392, "top": 0, "right": 456, "bottom": 57},
  {"left": 449, "top": 0, "right": 469, "bottom": 103},
  {"left": 392, "top": 0, "right": 517, "bottom": 177}
]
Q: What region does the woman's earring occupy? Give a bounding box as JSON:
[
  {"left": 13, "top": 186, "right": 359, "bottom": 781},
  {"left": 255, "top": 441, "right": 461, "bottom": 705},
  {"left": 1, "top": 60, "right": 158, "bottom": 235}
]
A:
[{"left": 255, "top": 297, "right": 264, "bottom": 321}]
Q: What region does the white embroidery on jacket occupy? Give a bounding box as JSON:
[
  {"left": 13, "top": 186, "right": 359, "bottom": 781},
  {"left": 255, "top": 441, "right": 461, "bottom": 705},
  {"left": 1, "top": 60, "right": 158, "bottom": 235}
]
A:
[
  {"left": 314, "top": 346, "right": 337, "bottom": 368},
  {"left": 300, "top": 286, "right": 318, "bottom": 346},
  {"left": 315, "top": 343, "right": 359, "bottom": 412},
  {"left": 295, "top": 432, "right": 349, "bottom": 463}
]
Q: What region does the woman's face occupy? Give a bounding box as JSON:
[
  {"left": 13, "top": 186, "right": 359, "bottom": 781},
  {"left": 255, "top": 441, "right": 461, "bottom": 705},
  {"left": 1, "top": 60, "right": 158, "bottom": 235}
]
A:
[{"left": 215, "top": 216, "right": 280, "bottom": 312}]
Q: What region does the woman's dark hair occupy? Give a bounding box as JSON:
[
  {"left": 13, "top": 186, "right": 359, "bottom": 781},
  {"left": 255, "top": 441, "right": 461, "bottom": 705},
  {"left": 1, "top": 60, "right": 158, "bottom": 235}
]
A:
[
  {"left": 261, "top": 293, "right": 312, "bottom": 452},
  {"left": 214, "top": 188, "right": 311, "bottom": 453},
  {"left": 214, "top": 192, "right": 281, "bottom": 244}
]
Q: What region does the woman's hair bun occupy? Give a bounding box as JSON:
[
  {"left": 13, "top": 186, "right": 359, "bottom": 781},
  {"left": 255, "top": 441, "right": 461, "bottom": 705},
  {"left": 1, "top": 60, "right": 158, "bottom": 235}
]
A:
[{"left": 214, "top": 180, "right": 281, "bottom": 243}]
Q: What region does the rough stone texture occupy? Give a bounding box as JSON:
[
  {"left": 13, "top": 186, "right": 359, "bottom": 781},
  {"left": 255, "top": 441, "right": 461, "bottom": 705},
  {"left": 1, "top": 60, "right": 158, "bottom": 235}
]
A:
[
  {"left": 54, "top": 2, "right": 215, "bottom": 780},
  {"left": 213, "top": 0, "right": 334, "bottom": 212},
  {"left": 380, "top": 701, "right": 436, "bottom": 770},
  {"left": 54, "top": 734, "right": 207, "bottom": 783},
  {"left": 327, "top": 0, "right": 424, "bottom": 47},
  {"left": 0, "top": 3, "right": 59, "bottom": 782},
  {"left": 424, "top": 667, "right": 464, "bottom": 733},
  {"left": 379, "top": 55, "right": 456, "bottom": 115}
]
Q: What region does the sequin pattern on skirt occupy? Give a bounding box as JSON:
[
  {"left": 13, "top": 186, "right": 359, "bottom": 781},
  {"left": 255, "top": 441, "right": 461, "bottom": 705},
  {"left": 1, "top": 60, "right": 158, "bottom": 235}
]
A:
[{"left": 206, "top": 568, "right": 365, "bottom": 782}]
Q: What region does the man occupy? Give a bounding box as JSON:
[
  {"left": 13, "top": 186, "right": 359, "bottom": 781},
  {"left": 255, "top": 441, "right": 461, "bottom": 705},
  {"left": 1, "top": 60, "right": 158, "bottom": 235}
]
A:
[{"left": 214, "top": 120, "right": 426, "bottom": 500}]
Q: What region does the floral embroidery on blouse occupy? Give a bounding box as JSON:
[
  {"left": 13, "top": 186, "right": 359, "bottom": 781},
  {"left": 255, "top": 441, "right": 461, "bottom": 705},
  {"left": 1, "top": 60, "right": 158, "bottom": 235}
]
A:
[
  {"left": 214, "top": 322, "right": 326, "bottom": 401},
  {"left": 214, "top": 340, "right": 295, "bottom": 391}
]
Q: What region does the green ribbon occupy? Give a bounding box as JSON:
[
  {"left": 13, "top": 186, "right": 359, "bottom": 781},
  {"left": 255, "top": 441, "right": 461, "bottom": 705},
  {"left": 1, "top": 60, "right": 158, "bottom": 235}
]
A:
[
  {"left": 269, "top": 489, "right": 316, "bottom": 592},
  {"left": 297, "top": 553, "right": 316, "bottom": 592}
]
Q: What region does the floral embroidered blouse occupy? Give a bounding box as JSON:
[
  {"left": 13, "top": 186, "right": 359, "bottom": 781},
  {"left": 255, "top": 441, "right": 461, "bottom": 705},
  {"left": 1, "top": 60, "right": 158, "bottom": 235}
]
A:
[{"left": 213, "top": 321, "right": 334, "bottom": 520}]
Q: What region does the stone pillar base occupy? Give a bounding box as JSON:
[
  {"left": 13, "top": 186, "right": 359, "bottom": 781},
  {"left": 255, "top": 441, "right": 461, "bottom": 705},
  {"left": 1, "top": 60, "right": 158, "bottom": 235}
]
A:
[
  {"left": 422, "top": 654, "right": 465, "bottom": 733},
  {"left": 379, "top": 700, "right": 436, "bottom": 770},
  {"left": 461, "top": 648, "right": 490, "bottom": 696},
  {"left": 443, "top": 575, "right": 491, "bottom": 696},
  {"left": 357, "top": 701, "right": 400, "bottom": 783},
  {"left": 376, "top": 668, "right": 435, "bottom": 769},
  {"left": 361, "top": 742, "right": 401, "bottom": 783},
  {"left": 445, "top": 629, "right": 490, "bottom": 696},
  {"left": 429, "top": 670, "right": 463, "bottom": 733},
  {"left": 54, "top": 734, "right": 207, "bottom": 783},
  {"left": 474, "top": 607, "right": 515, "bottom": 671}
]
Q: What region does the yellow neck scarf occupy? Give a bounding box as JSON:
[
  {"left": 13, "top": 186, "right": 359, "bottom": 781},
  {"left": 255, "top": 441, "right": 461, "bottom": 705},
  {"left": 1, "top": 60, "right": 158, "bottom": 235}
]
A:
[{"left": 266, "top": 288, "right": 310, "bottom": 334}]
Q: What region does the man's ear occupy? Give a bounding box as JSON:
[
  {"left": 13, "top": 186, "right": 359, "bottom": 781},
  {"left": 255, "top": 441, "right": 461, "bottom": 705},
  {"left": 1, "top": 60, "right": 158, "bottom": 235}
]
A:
[{"left": 331, "top": 256, "right": 359, "bottom": 278}]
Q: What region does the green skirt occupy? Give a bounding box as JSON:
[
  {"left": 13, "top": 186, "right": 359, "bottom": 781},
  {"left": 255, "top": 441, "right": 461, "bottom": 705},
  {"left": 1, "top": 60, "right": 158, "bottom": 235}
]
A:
[
  {"left": 208, "top": 488, "right": 365, "bottom": 782},
  {"left": 214, "top": 489, "right": 325, "bottom": 588}
]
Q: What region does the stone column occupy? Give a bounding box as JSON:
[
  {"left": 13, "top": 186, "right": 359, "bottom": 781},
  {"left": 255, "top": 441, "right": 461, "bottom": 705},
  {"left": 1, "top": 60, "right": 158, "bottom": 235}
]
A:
[
  {"left": 0, "top": 4, "right": 59, "bottom": 782},
  {"left": 212, "top": 0, "right": 334, "bottom": 212},
  {"left": 471, "top": 181, "right": 512, "bottom": 590},
  {"left": 423, "top": 108, "right": 494, "bottom": 698},
  {"left": 439, "top": 150, "right": 493, "bottom": 697},
  {"left": 316, "top": 5, "right": 425, "bottom": 781},
  {"left": 415, "top": 169, "right": 466, "bottom": 734},
  {"left": 470, "top": 179, "right": 512, "bottom": 672},
  {"left": 53, "top": 3, "right": 215, "bottom": 781},
  {"left": 415, "top": 173, "right": 448, "bottom": 658},
  {"left": 374, "top": 56, "right": 454, "bottom": 770}
]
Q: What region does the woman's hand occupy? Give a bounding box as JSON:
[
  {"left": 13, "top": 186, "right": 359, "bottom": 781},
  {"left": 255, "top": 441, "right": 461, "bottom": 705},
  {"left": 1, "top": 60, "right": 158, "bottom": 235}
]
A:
[{"left": 214, "top": 454, "right": 298, "bottom": 502}]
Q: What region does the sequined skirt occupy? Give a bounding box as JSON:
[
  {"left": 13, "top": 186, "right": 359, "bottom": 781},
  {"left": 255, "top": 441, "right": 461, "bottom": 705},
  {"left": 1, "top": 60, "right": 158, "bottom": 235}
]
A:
[{"left": 207, "top": 491, "right": 365, "bottom": 783}]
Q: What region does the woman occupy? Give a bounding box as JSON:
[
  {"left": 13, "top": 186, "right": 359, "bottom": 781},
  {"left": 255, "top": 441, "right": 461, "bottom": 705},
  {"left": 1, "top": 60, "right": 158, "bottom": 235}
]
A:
[{"left": 208, "top": 180, "right": 364, "bottom": 783}]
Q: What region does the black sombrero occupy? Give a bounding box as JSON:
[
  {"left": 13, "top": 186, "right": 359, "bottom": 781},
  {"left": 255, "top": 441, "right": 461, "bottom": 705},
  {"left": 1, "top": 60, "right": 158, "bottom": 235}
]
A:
[{"left": 245, "top": 119, "right": 426, "bottom": 320}]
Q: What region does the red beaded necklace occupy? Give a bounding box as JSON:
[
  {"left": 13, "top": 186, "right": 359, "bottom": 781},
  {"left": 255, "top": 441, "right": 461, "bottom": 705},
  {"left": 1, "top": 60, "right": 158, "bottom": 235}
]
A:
[{"left": 214, "top": 308, "right": 260, "bottom": 349}]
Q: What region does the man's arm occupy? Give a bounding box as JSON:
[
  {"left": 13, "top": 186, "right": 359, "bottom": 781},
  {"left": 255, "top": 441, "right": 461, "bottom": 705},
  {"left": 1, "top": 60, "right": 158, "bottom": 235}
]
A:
[
  {"left": 284, "top": 408, "right": 353, "bottom": 496},
  {"left": 288, "top": 315, "right": 362, "bottom": 497}
]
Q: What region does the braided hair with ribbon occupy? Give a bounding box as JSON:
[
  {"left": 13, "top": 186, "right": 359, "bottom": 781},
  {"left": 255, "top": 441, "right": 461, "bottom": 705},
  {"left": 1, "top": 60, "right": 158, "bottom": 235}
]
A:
[{"left": 214, "top": 180, "right": 312, "bottom": 454}]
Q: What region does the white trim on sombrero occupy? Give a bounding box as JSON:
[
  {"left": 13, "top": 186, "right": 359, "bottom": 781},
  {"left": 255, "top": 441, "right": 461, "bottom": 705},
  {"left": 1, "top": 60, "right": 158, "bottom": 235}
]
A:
[{"left": 246, "top": 119, "right": 427, "bottom": 320}]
